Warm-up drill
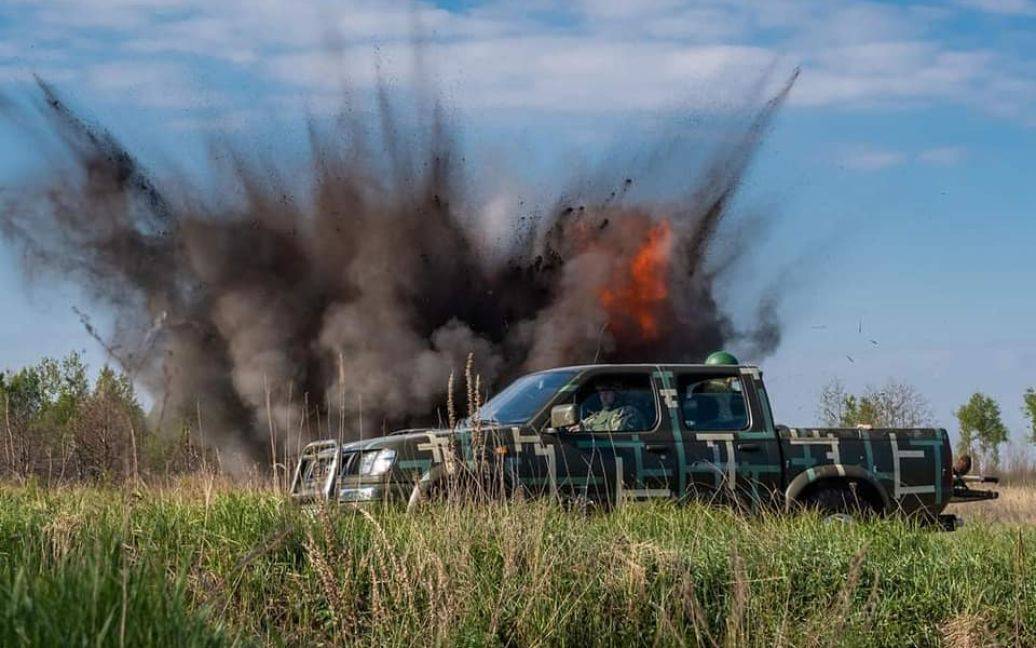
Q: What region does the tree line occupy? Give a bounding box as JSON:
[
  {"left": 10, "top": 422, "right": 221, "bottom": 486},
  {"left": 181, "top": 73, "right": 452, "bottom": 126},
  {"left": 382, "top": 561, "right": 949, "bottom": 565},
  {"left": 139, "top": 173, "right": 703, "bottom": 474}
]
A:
[
  {"left": 2, "top": 350, "right": 1033, "bottom": 481},
  {"left": 1, "top": 351, "right": 207, "bottom": 482},
  {"left": 820, "top": 378, "right": 1036, "bottom": 469}
]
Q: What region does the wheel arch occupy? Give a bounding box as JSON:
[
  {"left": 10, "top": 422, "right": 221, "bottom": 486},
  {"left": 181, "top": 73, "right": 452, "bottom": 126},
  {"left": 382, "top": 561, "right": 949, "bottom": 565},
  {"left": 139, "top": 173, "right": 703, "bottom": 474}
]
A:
[
  {"left": 406, "top": 463, "right": 451, "bottom": 511},
  {"left": 785, "top": 465, "right": 891, "bottom": 513}
]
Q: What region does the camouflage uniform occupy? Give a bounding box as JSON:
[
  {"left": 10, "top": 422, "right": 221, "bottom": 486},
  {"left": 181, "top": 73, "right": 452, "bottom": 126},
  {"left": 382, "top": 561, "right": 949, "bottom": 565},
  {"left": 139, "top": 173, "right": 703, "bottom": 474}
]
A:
[{"left": 581, "top": 405, "right": 644, "bottom": 432}]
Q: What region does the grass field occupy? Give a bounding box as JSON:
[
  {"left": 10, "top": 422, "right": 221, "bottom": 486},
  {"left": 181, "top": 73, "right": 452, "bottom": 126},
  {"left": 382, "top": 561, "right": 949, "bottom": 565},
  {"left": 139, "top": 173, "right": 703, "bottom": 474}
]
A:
[{"left": 1, "top": 481, "right": 1034, "bottom": 647}]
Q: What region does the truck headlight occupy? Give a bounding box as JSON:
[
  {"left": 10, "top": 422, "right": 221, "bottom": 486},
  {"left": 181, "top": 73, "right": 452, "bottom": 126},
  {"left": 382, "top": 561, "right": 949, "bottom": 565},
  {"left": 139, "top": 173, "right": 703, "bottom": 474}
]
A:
[{"left": 359, "top": 449, "right": 396, "bottom": 475}]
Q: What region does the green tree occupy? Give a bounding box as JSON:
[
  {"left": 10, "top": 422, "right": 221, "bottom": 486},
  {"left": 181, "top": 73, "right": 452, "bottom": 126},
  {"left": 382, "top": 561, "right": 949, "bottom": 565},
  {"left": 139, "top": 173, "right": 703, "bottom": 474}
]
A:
[
  {"left": 1, "top": 352, "right": 91, "bottom": 475},
  {"left": 818, "top": 379, "right": 933, "bottom": 428},
  {"left": 1023, "top": 387, "right": 1036, "bottom": 445},
  {"left": 0, "top": 352, "right": 89, "bottom": 424},
  {"left": 36, "top": 352, "right": 89, "bottom": 429},
  {"left": 0, "top": 366, "right": 45, "bottom": 423},
  {"left": 71, "top": 363, "right": 148, "bottom": 481},
  {"left": 91, "top": 364, "right": 146, "bottom": 445},
  {"left": 93, "top": 365, "right": 142, "bottom": 413},
  {"left": 955, "top": 392, "right": 1009, "bottom": 466}
]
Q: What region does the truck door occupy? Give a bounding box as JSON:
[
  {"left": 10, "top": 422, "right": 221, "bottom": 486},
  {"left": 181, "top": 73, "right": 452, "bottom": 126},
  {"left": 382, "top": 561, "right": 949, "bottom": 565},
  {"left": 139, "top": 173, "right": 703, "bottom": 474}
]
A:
[
  {"left": 547, "top": 369, "right": 675, "bottom": 506},
  {"left": 669, "top": 367, "right": 783, "bottom": 507}
]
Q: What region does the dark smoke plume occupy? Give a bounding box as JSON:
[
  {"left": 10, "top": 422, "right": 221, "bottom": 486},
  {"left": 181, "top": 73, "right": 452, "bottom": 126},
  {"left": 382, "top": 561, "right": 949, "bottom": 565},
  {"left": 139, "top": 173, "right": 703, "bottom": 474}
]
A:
[{"left": 0, "top": 72, "right": 796, "bottom": 465}]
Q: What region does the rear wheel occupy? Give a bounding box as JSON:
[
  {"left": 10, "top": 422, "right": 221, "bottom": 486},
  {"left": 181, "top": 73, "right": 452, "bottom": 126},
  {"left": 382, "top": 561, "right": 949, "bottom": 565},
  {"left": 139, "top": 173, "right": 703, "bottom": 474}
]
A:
[{"left": 801, "top": 483, "right": 876, "bottom": 522}]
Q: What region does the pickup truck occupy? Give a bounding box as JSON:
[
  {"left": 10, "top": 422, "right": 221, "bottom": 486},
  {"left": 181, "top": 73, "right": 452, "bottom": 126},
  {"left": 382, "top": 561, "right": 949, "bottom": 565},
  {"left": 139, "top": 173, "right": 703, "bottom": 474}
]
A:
[{"left": 290, "top": 353, "right": 996, "bottom": 527}]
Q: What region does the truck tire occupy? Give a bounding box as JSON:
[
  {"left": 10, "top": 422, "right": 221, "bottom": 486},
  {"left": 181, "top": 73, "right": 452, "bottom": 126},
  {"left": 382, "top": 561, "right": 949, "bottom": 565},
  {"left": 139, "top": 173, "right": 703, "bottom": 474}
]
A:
[
  {"left": 406, "top": 481, "right": 428, "bottom": 512},
  {"left": 801, "top": 483, "right": 876, "bottom": 521},
  {"left": 406, "top": 478, "right": 451, "bottom": 512},
  {"left": 406, "top": 471, "right": 508, "bottom": 512}
]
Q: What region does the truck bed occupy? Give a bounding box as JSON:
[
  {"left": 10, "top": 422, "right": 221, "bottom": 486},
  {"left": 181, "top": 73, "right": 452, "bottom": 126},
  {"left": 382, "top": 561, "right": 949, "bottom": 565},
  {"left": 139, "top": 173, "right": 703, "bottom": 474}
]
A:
[{"left": 778, "top": 426, "right": 952, "bottom": 515}]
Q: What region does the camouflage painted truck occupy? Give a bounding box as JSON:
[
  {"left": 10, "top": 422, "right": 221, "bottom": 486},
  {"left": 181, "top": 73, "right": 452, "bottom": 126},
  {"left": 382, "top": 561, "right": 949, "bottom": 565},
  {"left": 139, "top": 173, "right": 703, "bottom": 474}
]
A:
[{"left": 291, "top": 353, "right": 997, "bottom": 528}]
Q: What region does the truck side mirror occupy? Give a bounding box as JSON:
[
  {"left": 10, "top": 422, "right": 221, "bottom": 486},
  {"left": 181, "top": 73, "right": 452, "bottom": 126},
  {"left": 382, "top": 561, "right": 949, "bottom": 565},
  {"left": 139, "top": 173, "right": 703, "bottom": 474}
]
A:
[{"left": 550, "top": 404, "right": 578, "bottom": 430}]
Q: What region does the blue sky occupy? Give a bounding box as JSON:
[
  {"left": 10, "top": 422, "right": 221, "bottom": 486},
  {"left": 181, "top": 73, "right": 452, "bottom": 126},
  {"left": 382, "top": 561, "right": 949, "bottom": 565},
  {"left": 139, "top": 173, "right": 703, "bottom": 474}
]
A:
[{"left": 1, "top": 0, "right": 1035, "bottom": 443}]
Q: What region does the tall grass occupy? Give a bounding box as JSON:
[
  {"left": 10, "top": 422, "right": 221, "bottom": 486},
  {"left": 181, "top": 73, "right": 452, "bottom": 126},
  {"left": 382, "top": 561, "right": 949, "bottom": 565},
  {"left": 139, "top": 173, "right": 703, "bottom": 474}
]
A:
[{"left": 1, "top": 483, "right": 1033, "bottom": 646}]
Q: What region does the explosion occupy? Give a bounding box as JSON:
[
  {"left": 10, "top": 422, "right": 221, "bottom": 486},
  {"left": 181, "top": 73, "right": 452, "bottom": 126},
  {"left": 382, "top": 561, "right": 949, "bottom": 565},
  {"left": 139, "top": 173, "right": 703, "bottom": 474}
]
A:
[
  {"left": 599, "top": 218, "right": 673, "bottom": 342},
  {"left": 0, "top": 71, "right": 796, "bottom": 465}
]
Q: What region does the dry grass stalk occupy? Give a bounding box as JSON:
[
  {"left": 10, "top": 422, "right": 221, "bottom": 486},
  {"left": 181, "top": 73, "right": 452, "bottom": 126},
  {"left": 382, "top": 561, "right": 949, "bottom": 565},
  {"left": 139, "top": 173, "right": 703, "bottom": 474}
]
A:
[
  {"left": 124, "top": 412, "right": 139, "bottom": 484},
  {"left": 465, "top": 353, "right": 476, "bottom": 423},
  {"left": 681, "top": 573, "right": 719, "bottom": 648},
  {"left": 196, "top": 399, "right": 206, "bottom": 475},
  {"left": 285, "top": 382, "right": 295, "bottom": 482},
  {"left": 446, "top": 370, "right": 456, "bottom": 432},
  {"left": 820, "top": 544, "right": 869, "bottom": 645},
  {"left": 724, "top": 546, "right": 749, "bottom": 648},
  {"left": 263, "top": 374, "right": 277, "bottom": 492},
  {"left": 337, "top": 351, "right": 346, "bottom": 444},
  {"left": 940, "top": 613, "right": 991, "bottom": 648},
  {"left": 43, "top": 511, "right": 83, "bottom": 561},
  {"left": 1014, "top": 528, "right": 1026, "bottom": 645},
  {"left": 3, "top": 393, "right": 15, "bottom": 478},
  {"left": 444, "top": 370, "right": 459, "bottom": 496},
  {"left": 305, "top": 525, "right": 348, "bottom": 638}
]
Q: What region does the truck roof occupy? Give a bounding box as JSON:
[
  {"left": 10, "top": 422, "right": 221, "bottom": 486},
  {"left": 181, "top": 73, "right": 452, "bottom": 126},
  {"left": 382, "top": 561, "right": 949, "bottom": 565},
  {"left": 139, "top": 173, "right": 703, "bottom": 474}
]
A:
[{"left": 543, "top": 363, "right": 761, "bottom": 372}]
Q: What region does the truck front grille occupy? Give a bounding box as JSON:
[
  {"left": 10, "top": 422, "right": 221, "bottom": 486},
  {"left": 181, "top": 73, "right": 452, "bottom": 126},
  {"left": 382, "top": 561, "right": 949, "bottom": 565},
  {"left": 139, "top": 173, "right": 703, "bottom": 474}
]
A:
[{"left": 339, "top": 450, "right": 361, "bottom": 476}]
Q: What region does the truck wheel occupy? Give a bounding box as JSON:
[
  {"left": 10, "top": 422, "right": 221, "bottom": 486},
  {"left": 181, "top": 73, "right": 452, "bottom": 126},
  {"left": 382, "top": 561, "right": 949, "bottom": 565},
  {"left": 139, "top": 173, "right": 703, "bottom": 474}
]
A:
[
  {"left": 406, "top": 479, "right": 447, "bottom": 513},
  {"left": 406, "top": 482, "right": 426, "bottom": 512},
  {"left": 802, "top": 484, "right": 874, "bottom": 521},
  {"left": 564, "top": 494, "right": 608, "bottom": 515}
]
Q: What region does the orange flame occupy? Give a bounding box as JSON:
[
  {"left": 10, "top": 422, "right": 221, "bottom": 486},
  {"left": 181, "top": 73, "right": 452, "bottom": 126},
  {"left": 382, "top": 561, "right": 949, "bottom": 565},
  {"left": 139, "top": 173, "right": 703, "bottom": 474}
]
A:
[{"left": 599, "top": 219, "right": 672, "bottom": 341}]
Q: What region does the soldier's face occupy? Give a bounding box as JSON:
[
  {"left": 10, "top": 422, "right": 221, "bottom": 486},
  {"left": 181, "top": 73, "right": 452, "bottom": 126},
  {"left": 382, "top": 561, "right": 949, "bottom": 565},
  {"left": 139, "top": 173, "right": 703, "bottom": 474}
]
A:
[{"left": 598, "top": 388, "right": 616, "bottom": 408}]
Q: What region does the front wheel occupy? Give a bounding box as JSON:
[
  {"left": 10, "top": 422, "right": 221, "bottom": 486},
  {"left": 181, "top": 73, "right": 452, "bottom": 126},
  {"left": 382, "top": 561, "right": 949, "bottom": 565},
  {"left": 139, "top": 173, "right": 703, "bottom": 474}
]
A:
[{"left": 406, "top": 478, "right": 451, "bottom": 512}]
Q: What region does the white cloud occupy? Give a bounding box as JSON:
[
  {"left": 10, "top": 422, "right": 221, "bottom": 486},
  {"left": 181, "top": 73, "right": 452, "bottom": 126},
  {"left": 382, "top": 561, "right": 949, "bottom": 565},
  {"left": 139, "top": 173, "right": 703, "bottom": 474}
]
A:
[
  {"left": 955, "top": 0, "right": 1036, "bottom": 16},
  {"left": 85, "top": 61, "right": 225, "bottom": 110},
  {"left": 30, "top": 0, "right": 186, "bottom": 31},
  {"left": 838, "top": 144, "right": 969, "bottom": 171},
  {"left": 166, "top": 109, "right": 255, "bottom": 132},
  {"left": 917, "top": 146, "right": 967, "bottom": 165},
  {"left": 839, "top": 146, "right": 907, "bottom": 171},
  {"left": 0, "top": 65, "right": 75, "bottom": 85},
  {"left": 791, "top": 41, "right": 1000, "bottom": 109},
  {"left": 0, "top": 43, "right": 21, "bottom": 60},
  {"left": 266, "top": 39, "right": 780, "bottom": 112},
  {"left": 2, "top": 0, "right": 1035, "bottom": 126}
]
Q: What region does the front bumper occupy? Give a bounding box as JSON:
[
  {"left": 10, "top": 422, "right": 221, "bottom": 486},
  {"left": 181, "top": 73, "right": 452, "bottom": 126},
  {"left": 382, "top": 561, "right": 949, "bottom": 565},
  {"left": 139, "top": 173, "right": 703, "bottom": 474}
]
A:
[{"left": 292, "top": 477, "right": 411, "bottom": 504}]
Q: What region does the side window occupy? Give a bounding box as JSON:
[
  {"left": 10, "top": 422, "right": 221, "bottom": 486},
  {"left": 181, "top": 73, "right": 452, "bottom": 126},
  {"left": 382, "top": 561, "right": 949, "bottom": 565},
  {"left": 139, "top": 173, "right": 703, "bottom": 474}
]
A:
[
  {"left": 574, "top": 374, "right": 658, "bottom": 433},
  {"left": 679, "top": 374, "right": 749, "bottom": 432}
]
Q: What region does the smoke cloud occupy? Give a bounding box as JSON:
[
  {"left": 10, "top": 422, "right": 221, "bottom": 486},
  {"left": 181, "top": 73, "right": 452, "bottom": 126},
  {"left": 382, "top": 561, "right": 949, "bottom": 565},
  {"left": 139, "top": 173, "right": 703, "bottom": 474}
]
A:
[{"left": 0, "top": 72, "right": 796, "bottom": 464}]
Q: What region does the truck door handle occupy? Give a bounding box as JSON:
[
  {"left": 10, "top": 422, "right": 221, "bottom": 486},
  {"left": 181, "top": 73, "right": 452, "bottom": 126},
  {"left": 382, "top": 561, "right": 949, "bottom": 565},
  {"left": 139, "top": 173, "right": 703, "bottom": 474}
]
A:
[
  {"left": 645, "top": 444, "right": 669, "bottom": 454},
  {"left": 737, "top": 443, "right": 760, "bottom": 453}
]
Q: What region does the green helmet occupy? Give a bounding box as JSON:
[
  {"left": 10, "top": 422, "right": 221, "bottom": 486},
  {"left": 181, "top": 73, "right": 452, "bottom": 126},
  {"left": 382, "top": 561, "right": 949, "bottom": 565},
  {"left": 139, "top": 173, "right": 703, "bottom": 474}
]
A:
[{"left": 705, "top": 351, "right": 739, "bottom": 366}]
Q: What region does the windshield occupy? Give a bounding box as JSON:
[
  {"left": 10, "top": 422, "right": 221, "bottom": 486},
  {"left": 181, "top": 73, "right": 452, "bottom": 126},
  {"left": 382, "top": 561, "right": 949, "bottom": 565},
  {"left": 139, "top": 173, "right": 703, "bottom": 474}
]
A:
[{"left": 474, "top": 370, "right": 578, "bottom": 424}]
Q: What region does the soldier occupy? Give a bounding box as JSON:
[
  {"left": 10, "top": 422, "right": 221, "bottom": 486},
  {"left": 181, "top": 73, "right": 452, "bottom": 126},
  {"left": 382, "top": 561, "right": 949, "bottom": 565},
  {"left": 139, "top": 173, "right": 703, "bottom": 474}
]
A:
[
  {"left": 683, "top": 376, "right": 746, "bottom": 430},
  {"left": 581, "top": 379, "right": 646, "bottom": 432}
]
